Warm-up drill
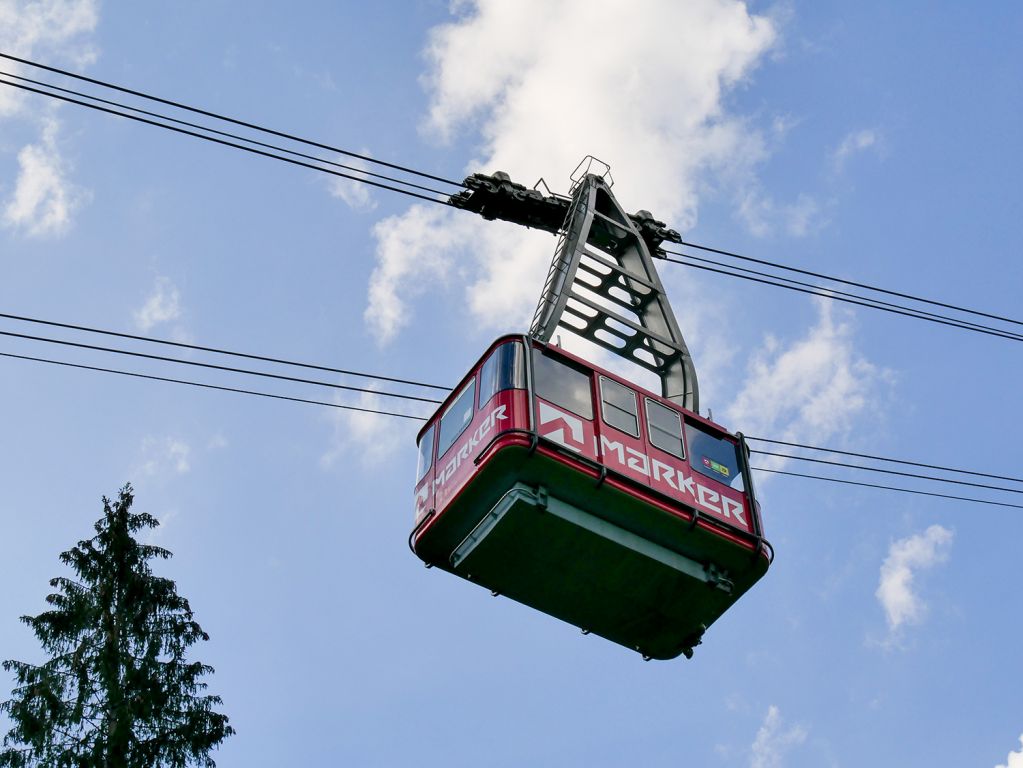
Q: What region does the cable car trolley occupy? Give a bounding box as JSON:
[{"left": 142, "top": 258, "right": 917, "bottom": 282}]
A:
[{"left": 410, "top": 159, "right": 772, "bottom": 660}]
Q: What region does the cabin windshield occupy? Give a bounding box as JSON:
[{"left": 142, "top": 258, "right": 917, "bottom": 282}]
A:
[
  {"left": 415, "top": 424, "right": 435, "bottom": 483},
  {"left": 685, "top": 422, "right": 745, "bottom": 492},
  {"left": 479, "top": 341, "right": 526, "bottom": 407}
]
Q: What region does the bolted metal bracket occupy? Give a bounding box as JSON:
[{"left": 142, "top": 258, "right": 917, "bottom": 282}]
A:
[{"left": 704, "top": 563, "right": 734, "bottom": 594}]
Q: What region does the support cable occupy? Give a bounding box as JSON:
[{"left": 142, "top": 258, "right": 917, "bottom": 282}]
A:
[
  {"left": 0, "top": 51, "right": 465, "bottom": 189},
  {"left": 675, "top": 240, "right": 1023, "bottom": 329},
  {"left": 6, "top": 54, "right": 1018, "bottom": 345},
  {"left": 752, "top": 449, "right": 1023, "bottom": 495},
  {"left": 753, "top": 467, "right": 1023, "bottom": 511},
  {"left": 747, "top": 436, "right": 1023, "bottom": 485},
  {"left": 0, "top": 329, "right": 444, "bottom": 405},
  {"left": 0, "top": 75, "right": 453, "bottom": 207},
  {"left": 0, "top": 311, "right": 450, "bottom": 391},
  {"left": 0, "top": 352, "right": 426, "bottom": 421},
  {"left": 0, "top": 70, "right": 452, "bottom": 198},
  {"left": 659, "top": 254, "right": 1023, "bottom": 343},
  {"left": 667, "top": 250, "right": 1016, "bottom": 339}
]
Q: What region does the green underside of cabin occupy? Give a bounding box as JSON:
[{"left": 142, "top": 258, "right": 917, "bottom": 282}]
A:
[{"left": 416, "top": 442, "right": 769, "bottom": 660}]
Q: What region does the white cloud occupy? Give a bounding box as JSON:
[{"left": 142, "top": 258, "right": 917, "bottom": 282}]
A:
[
  {"left": 0, "top": 0, "right": 99, "bottom": 233},
  {"left": 143, "top": 507, "right": 180, "bottom": 544},
  {"left": 0, "top": 0, "right": 99, "bottom": 118},
  {"left": 366, "top": 0, "right": 782, "bottom": 344},
  {"left": 367, "top": 205, "right": 562, "bottom": 345},
  {"left": 997, "top": 734, "right": 1023, "bottom": 768},
  {"left": 327, "top": 152, "right": 377, "bottom": 211},
  {"left": 724, "top": 297, "right": 886, "bottom": 466},
  {"left": 134, "top": 436, "right": 192, "bottom": 480},
  {"left": 0, "top": 0, "right": 97, "bottom": 66},
  {"left": 2, "top": 117, "right": 86, "bottom": 237},
  {"left": 750, "top": 706, "right": 807, "bottom": 768},
  {"left": 320, "top": 385, "right": 424, "bottom": 469},
  {"left": 833, "top": 128, "right": 879, "bottom": 171},
  {"left": 876, "top": 524, "right": 953, "bottom": 635},
  {"left": 134, "top": 277, "right": 182, "bottom": 332},
  {"left": 737, "top": 188, "right": 823, "bottom": 238},
  {"left": 783, "top": 194, "right": 821, "bottom": 237}
]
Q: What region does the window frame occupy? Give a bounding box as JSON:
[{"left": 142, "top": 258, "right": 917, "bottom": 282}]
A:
[
  {"left": 598, "top": 375, "right": 640, "bottom": 437},
  {"left": 644, "top": 397, "right": 686, "bottom": 459},
  {"left": 531, "top": 350, "right": 595, "bottom": 420},
  {"left": 684, "top": 420, "right": 745, "bottom": 492},
  {"left": 477, "top": 341, "right": 526, "bottom": 409},
  {"left": 415, "top": 424, "right": 436, "bottom": 483},
  {"left": 436, "top": 379, "right": 477, "bottom": 458}
]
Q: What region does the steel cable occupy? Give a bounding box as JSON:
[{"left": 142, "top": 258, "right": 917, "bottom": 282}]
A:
[{"left": 0, "top": 51, "right": 465, "bottom": 188}]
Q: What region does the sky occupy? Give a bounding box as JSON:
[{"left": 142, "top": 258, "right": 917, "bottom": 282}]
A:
[{"left": 1, "top": 1, "right": 1022, "bottom": 766}]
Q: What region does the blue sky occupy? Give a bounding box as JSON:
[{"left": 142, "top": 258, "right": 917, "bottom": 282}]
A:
[{"left": 1, "top": 1, "right": 1022, "bottom": 766}]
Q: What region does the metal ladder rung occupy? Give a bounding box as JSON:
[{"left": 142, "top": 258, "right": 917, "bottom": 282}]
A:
[
  {"left": 577, "top": 248, "right": 658, "bottom": 292},
  {"left": 563, "top": 291, "right": 679, "bottom": 350}
]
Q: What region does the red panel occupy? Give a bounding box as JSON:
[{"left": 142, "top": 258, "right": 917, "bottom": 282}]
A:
[
  {"left": 535, "top": 397, "right": 598, "bottom": 463},
  {"left": 432, "top": 389, "right": 529, "bottom": 515},
  {"left": 639, "top": 443, "right": 751, "bottom": 534},
  {"left": 689, "top": 474, "right": 752, "bottom": 533},
  {"left": 594, "top": 421, "right": 653, "bottom": 490},
  {"left": 413, "top": 470, "right": 433, "bottom": 525}
]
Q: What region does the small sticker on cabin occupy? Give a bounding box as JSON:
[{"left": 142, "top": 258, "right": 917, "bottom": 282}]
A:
[{"left": 702, "top": 457, "right": 730, "bottom": 477}]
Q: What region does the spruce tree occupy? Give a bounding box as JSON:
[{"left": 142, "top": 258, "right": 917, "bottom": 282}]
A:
[{"left": 0, "top": 485, "right": 233, "bottom": 767}]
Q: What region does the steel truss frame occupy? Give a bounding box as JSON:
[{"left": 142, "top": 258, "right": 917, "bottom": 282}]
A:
[{"left": 450, "top": 159, "right": 699, "bottom": 411}]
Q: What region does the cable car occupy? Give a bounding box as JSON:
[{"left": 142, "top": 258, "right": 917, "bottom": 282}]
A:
[
  {"left": 410, "top": 334, "right": 772, "bottom": 660},
  {"left": 414, "top": 161, "right": 772, "bottom": 659}
]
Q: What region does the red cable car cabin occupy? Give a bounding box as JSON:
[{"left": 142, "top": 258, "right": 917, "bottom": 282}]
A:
[{"left": 411, "top": 335, "right": 772, "bottom": 660}]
